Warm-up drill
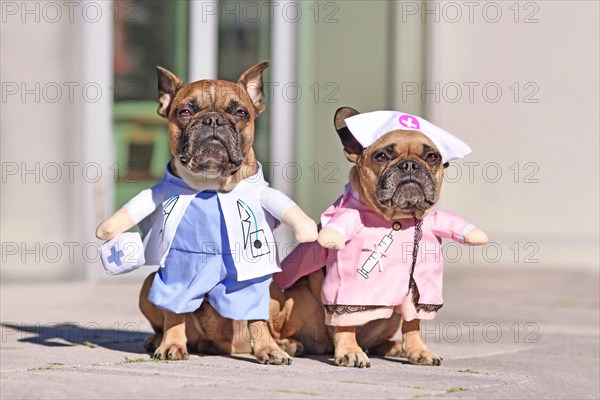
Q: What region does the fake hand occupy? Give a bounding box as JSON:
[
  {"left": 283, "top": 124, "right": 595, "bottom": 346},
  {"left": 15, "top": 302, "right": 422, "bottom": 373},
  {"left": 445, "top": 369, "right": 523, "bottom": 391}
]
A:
[
  {"left": 318, "top": 227, "right": 346, "bottom": 250},
  {"left": 281, "top": 205, "right": 318, "bottom": 243},
  {"left": 464, "top": 228, "right": 489, "bottom": 245},
  {"left": 294, "top": 223, "right": 319, "bottom": 243},
  {"left": 96, "top": 208, "right": 135, "bottom": 240}
]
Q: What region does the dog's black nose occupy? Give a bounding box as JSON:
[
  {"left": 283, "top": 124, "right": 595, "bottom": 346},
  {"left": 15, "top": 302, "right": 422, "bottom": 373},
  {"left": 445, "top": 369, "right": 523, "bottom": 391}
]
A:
[
  {"left": 201, "top": 112, "right": 227, "bottom": 127},
  {"left": 399, "top": 159, "right": 420, "bottom": 173}
]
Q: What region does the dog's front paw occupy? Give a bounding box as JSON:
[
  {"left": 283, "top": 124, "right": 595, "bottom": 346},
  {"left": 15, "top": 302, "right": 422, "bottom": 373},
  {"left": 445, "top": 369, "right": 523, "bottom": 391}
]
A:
[
  {"left": 254, "top": 343, "right": 292, "bottom": 365},
  {"left": 405, "top": 347, "right": 442, "bottom": 366},
  {"left": 402, "top": 330, "right": 442, "bottom": 366},
  {"left": 153, "top": 340, "right": 189, "bottom": 361},
  {"left": 402, "top": 337, "right": 442, "bottom": 365},
  {"left": 334, "top": 349, "right": 371, "bottom": 368}
]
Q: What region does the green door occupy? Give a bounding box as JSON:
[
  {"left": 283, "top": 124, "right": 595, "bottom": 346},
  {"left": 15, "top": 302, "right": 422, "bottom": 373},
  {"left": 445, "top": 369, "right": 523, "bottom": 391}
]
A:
[
  {"left": 112, "top": 0, "right": 188, "bottom": 207},
  {"left": 112, "top": 0, "right": 274, "bottom": 208}
]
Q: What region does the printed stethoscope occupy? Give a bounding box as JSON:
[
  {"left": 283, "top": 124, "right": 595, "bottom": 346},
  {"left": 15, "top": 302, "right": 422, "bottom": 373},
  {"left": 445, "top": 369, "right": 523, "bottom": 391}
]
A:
[{"left": 237, "top": 199, "right": 271, "bottom": 258}]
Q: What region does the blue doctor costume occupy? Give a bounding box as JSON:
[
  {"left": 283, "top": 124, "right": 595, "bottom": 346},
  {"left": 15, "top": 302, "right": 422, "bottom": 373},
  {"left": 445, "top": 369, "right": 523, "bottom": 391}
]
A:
[
  {"left": 148, "top": 190, "right": 272, "bottom": 320},
  {"left": 121, "top": 163, "right": 295, "bottom": 321}
]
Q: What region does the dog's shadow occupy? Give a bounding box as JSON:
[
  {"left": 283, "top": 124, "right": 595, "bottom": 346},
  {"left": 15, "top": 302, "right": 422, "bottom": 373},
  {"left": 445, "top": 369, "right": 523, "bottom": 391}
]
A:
[
  {"left": 2, "top": 323, "right": 417, "bottom": 364},
  {"left": 302, "top": 354, "right": 413, "bottom": 366},
  {"left": 1, "top": 322, "right": 152, "bottom": 354}
]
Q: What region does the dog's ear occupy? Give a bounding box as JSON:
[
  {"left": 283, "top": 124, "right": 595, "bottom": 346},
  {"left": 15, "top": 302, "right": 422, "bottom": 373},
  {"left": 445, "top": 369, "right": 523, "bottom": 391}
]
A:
[
  {"left": 156, "top": 66, "right": 184, "bottom": 118},
  {"left": 334, "top": 107, "right": 363, "bottom": 163},
  {"left": 238, "top": 61, "right": 270, "bottom": 115}
]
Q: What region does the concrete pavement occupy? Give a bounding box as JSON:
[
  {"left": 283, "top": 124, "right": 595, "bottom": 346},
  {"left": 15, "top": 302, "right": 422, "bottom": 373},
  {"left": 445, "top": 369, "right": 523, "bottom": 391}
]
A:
[{"left": 1, "top": 265, "right": 598, "bottom": 399}]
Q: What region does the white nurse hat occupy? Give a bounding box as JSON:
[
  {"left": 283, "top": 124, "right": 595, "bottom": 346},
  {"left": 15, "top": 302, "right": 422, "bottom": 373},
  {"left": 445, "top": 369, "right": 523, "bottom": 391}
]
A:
[{"left": 344, "top": 111, "right": 471, "bottom": 162}]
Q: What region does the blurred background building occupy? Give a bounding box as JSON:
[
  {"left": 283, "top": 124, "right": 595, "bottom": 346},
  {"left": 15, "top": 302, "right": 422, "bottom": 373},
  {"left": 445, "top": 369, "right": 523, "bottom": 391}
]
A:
[{"left": 1, "top": 0, "right": 598, "bottom": 282}]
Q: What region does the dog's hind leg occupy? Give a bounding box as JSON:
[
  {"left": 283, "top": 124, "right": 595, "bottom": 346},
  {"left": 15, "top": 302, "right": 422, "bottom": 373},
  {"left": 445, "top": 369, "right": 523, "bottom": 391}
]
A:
[
  {"left": 358, "top": 312, "right": 402, "bottom": 354},
  {"left": 368, "top": 339, "right": 404, "bottom": 357},
  {"left": 248, "top": 320, "right": 292, "bottom": 365},
  {"left": 275, "top": 338, "right": 304, "bottom": 357}
]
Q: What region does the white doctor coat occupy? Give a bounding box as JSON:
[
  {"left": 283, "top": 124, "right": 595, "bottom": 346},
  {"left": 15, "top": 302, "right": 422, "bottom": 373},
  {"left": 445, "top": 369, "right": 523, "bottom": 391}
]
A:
[{"left": 123, "top": 163, "right": 295, "bottom": 281}]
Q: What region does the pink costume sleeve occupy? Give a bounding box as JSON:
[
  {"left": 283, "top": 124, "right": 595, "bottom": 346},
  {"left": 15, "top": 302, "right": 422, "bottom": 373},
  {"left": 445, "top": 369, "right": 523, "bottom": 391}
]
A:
[
  {"left": 323, "top": 207, "right": 364, "bottom": 243},
  {"left": 274, "top": 207, "right": 363, "bottom": 290},
  {"left": 274, "top": 191, "right": 362, "bottom": 290},
  {"left": 429, "top": 210, "right": 476, "bottom": 243}
]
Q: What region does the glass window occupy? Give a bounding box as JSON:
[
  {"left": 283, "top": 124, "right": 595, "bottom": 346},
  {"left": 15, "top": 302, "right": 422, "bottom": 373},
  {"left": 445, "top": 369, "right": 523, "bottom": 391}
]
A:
[
  {"left": 111, "top": 0, "right": 273, "bottom": 207},
  {"left": 217, "top": 0, "right": 272, "bottom": 175},
  {"left": 114, "top": 0, "right": 188, "bottom": 101},
  {"left": 112, "top": 0, "right": 188, "bottom": 207}
]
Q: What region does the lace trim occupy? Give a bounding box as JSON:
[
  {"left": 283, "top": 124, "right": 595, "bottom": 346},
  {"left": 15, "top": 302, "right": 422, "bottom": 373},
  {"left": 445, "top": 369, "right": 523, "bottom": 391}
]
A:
[
  {"left": 409, "top": 278, "right": 443, "bottom": 312},
  {"left": 416, "top": 303, "right": 443, "bottom": 312},
  {"left": 324, "top": 305, "right": 385, "bottom": 315},
  {"left": 408, "top": 219, "right": 443, "bottom": 313}
]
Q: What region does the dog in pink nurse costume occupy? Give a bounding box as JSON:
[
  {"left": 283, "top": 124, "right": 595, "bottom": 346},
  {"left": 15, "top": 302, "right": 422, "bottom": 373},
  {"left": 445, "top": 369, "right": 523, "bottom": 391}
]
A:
[{"left": 275, "top": 107, "right": 489, "bottom": 368}]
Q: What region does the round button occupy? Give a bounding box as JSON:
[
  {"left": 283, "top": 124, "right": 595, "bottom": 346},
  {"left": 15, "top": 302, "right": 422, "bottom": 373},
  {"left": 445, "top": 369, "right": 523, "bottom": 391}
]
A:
[
  {"left": 253, "top": 240, "right": 262, "bottom": 249},
  {"left": 392, "top": 222, "right": 402, "bottom": 231}
]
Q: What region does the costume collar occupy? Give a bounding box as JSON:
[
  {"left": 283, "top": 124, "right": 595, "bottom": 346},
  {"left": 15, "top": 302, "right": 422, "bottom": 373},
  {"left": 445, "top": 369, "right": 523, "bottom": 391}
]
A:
[
  {"left": 164, "top": 162, "right": 196, "bottom": 191},
  {"left": 163, "top": 162, "right": 265, "bottom": 193},
  {"left": 349, "top": 185, "right": 361, "bottom": 202},
  {"left": 342, "top": 182, "right": 432, "bottom": 221}
]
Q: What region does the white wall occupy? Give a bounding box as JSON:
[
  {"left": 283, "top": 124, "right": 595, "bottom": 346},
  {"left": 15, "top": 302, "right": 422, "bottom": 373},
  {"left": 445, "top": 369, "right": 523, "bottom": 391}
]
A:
[
  {"left": 1, "top": 2, "right": 113, "bottom": 281},
  {"left": 419, "top": 1, "right": 599, "bottom": 268},
  {"left": 1, "top": 10, "right": 81, "bottom": 281}
]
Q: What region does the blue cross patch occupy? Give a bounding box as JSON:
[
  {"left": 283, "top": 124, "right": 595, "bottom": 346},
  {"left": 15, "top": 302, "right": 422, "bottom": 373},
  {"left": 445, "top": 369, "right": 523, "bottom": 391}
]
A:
[{"left": 107, "top": 245, "right": 124, "bottom": 267}]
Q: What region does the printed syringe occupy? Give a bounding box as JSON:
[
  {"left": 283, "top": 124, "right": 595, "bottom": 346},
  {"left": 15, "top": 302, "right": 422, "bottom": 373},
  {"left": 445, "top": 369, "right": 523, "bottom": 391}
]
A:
[{"left": 357, "top": 230, "right": 394, "bottom": 279}]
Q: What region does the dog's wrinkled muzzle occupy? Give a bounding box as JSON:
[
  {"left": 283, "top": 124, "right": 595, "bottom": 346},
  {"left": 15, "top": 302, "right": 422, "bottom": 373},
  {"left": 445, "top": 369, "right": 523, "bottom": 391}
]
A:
[
  {"left": 177, "top": 120, "right": 244, "bottom": 174},
  {"left": 376, "top": 159, "right": 437, "bottom": 214}
]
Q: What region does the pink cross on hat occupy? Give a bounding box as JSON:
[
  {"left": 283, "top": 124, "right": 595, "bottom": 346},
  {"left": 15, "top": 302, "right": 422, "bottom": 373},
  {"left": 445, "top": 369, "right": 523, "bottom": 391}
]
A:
[
  {"left": 344, "top": 111, "right": 472, "bottom": 162},
  {"left": 399, "top": 114, "right": 420, "bottom": 130}
]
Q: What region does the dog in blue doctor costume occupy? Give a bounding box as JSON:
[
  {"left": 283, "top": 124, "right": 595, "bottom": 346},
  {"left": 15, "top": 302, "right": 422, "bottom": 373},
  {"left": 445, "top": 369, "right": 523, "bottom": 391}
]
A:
[{"left": 97, "top": 62, "right": 318, "bottom": 364}]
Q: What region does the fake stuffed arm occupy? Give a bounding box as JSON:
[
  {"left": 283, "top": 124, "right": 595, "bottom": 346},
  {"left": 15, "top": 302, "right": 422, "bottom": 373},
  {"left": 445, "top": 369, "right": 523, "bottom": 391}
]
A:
[
  {"left": 96, "top": 187, "right": 160, "bottom": 240},
  {"left": 317, "top": 207, "right": 363, "bottom": 250},
  {"left": 261, "top": 187, "right": 318, "bottom": 243},
  {"left": 429, "top": 210, "right": 489, "bottom": 245}
]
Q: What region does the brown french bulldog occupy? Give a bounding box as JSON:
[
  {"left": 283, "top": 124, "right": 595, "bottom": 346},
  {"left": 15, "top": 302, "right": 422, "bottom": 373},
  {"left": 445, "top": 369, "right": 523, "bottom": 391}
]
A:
[
  {"left": 97, "top": 61, "right": 318, "bottom": 365},
  {"left": 271, "top": 106, "right": 488, "bottom": 368}
]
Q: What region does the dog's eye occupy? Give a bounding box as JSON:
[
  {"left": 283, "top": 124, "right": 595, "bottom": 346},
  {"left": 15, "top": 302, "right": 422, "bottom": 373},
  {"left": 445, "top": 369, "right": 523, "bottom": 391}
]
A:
[
  {"left": 373, "top": 152, "right": 388, "bottom": 163},
  {"left": 179, "top": 109, "right": 192, "bottom": 118},
  {"left": 234, "top": 109, "right": 248, "bottom": 118},
  {"left": 426, "top": 153, "right": 439, "bottom": 163}
]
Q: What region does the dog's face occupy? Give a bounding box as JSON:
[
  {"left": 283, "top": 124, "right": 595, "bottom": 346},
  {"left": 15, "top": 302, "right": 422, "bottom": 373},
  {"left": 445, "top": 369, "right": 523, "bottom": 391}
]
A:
[
  {"left": 334, "top": 107, "right": 444, "bottom": 220},
  {"left": 155, "top": 62, "right": 269, "bottom": 190}
]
